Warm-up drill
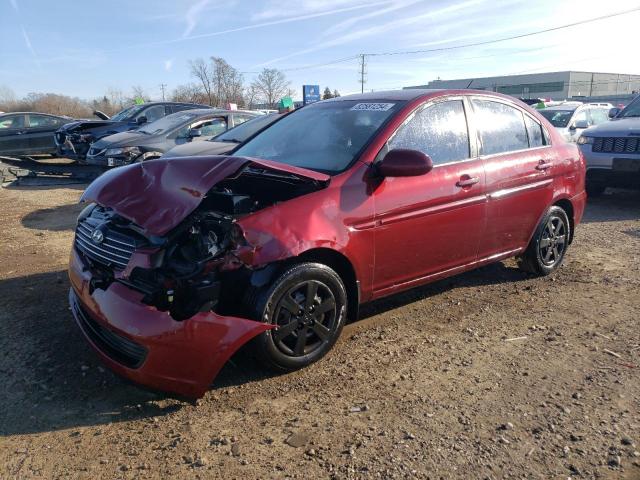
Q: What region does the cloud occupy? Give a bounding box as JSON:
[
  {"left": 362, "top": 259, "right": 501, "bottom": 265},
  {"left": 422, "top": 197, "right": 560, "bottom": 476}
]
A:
[
  {"left": 252, "top": 0, "right": 373, "bottom": 21},
  {"left": 164, "top": 59, "right": 173, "bottom": 71},
  {"left": 183, "top": 0, "right": 212, "bottom": 37},
  {"left": 256, "top": 0, "right": 487, "bottom": 67},
  {"left": 20, "top": 25, "right": 40, "bottom": 67}
]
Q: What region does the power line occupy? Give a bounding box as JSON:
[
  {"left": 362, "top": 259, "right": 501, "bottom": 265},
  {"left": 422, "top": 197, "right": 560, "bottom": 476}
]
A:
[
  {"left": 363, "top": 6, "right": 640, "bottom": 57},
  {"left": 239, "top": 5, "right": 640, "bottom": 87}
]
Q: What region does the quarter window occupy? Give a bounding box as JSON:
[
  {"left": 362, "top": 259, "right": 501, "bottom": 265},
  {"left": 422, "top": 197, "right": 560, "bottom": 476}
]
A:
[
  {"left": 388, "top": 100, "right": 470, "bottom": 165},
  {"left": 524, "top": 115, "right": 544, "bottom": 148},
  {"left": 472, "top": 100, "right": 529, "bottom": 155}
]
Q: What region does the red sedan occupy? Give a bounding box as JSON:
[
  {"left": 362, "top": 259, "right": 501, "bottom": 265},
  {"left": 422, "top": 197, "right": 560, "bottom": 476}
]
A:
[{"left": 68, "top": 89, "right": 586, "bottom": 398}]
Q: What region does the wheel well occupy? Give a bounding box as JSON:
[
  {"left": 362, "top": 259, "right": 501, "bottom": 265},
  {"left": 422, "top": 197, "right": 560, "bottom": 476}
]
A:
[
  {"left": 298, "top": 248, "right": 359, "bottom": 322},
  {"left": 554, "top": 198, "right": 574, "bottom": 243}
]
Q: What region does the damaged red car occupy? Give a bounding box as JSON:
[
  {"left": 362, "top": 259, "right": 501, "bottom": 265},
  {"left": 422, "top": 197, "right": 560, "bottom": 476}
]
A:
[{"left": 69, "top": 89, "right": 586, "bottom": 398}]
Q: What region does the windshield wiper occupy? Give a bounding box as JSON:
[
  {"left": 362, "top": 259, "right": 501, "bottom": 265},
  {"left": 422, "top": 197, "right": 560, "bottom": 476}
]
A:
[{"left": 218, "top": 138, "right": 241, "bottom": 143}]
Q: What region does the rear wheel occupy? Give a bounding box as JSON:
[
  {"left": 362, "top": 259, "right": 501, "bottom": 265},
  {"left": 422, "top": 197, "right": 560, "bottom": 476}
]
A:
[
  {"left": 249, "top": 263, "right": 347, "bottom": 371},
  {"left": 517, "top": 206, "right": 570, "bottom": 276}
]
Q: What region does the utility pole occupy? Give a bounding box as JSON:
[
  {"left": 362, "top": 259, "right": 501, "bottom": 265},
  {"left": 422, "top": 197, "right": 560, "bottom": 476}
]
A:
[
  {"left": 358, "top": 54, "right": 367, "bottom": 93},
  {"left": 159, "top": 83, "right": 167, "bottom": 101}
]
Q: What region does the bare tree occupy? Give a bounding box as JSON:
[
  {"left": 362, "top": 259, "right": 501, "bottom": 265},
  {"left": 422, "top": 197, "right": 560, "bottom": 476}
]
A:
[
  {"left": 129, "top": 85, "right": 149, "bottom": 103},
  {"left": 106, "top": 87, "right": 126, "bottom": 111},
  {"left": 251, "top": 68, "right": 291, "bottom": 108},
  {"left": 0, "top": 85, "right": 17, "bottom": 111},
  {"left": 15, "top": 92, "right": 92, "bottom": 117},
  {"left": 190, "top": 58, "right": 214, "bottom": 106},
  {"left": 170, "top": 83, "right": 208, "bottom": 104},
  {"left": 333, "top": 89, "right": 341, "bottom": 98},
  {"left": 244, "top": 84, "right": 259, "bottom": 109}
]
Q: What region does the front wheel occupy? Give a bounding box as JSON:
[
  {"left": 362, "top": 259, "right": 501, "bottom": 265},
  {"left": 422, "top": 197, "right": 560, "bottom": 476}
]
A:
[
  {"left": 249, "top": 263, "right": 347, "bottom": 372},
  {"left": 517, "top": 206, "right": 570, "bottom": 276}
]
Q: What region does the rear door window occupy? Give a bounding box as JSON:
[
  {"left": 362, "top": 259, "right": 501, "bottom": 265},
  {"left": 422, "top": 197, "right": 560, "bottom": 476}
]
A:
[
  {"left": 388, "top": 100, "right": 470, "bottom": 165},
  {"left": 0, "top": 114, "right": 25, "bottom": 129},
  {"left": 472, "top": 99, "right": 529, "bottom": 155},
  {"left": 27, "top": 114, "right": 60, "bottom": 128}
]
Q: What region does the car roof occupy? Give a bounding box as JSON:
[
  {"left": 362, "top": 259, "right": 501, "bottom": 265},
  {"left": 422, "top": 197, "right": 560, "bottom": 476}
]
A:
[
  {"left": 0, "top": 111, "right": 69, "bottom": 117},
  {"left": 326, "top": 89, "right": 444, "bottom": 102},
  {"left": 542, "top": 105, "right": 578, "bottom": 112}
]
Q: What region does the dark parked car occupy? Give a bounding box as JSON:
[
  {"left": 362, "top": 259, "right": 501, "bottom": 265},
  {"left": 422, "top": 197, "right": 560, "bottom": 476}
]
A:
[
  {"left": 162, "top": 113, "right": 282, "bottom": 158},
  {"left": 69, "top": 89, "right": 586, "bottom": 398},
  {"left": 0, "top": 112, "right": 73, "bottom": 157},
  {"left": 55, "top": 102, "right": 209, "bottom": 162},
  {"left": 84, "top": 109, "right": 257, "bottom": 167}
]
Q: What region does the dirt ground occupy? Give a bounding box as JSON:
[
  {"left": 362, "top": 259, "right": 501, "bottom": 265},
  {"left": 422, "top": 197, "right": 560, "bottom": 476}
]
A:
[{"left": 0, "top": 179, "right": 639, "bottom": 479}]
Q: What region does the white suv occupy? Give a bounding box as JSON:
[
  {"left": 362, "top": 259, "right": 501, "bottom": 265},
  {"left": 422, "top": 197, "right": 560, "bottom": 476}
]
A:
[
  {"left": 577, "top": 96, "right": 640, "bottom": 196},
  {"left": 539, "top": 102, "right": 611, "bottom": 143}
]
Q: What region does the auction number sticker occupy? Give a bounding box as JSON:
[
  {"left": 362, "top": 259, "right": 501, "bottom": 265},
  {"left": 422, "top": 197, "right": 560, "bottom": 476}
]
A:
[{"left": 350, "top": 103, "right": 395, "bottom": 111}]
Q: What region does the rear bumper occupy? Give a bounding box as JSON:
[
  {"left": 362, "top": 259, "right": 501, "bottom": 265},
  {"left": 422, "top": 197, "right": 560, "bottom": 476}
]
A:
[{"left": 68, "top": 249, "right": 271, "bottom": 398}]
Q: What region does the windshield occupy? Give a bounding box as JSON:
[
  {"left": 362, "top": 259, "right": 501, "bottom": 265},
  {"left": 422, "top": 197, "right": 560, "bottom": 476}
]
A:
[
  {"left": 618, "top": 96, "right": 640, "bottom": 118},
  {"left": 138, "top": 112, "right": 199, "bottom": 135},
  {"left": 110, "top": 105, "right": 145, "bottom": 122},
  {"left": 212, "top": 114, "right": 281, "bottom": 143},
  {"left": 233, "top": 100, "right": 405, "bottom": 174},
  {"left": 539, "top": 109, "right": 575, "bottom": 128}
]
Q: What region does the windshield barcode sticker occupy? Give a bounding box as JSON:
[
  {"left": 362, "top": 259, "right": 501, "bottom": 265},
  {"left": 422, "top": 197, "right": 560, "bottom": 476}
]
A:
[{"left": 350, "top": 103, "right": 395, "bottom": 111}]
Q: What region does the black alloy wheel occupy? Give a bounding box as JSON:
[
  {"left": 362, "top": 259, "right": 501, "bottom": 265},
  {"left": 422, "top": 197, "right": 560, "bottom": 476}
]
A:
[
  {"left": 518, "top": 205, "right": 571, "bottom": 276},
  {"left": 249, "top": 262, "right": 347, "bottom": 371},
  {"left": 538, "top": 215, "right": 567, "bottom": 266}
]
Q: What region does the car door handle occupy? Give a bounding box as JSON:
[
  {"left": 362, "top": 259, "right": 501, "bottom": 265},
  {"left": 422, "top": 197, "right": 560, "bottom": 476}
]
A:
[
  {"left": 535, "top": 161, "right": 552, "bottom": 170},
  {"left": 456, "top": 176, "right": 480, "bottom": 187}
]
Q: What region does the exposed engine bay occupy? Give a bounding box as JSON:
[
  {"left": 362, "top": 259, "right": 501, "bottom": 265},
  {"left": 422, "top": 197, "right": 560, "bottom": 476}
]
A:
[{"left": 76, "top": 164, "right": 327, "bottom": 321}]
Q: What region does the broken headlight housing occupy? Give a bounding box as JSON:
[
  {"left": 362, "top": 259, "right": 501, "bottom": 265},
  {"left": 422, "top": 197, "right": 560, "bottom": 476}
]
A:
[{"left": 105, "top": 146, "right": 141, "bottom": 160}]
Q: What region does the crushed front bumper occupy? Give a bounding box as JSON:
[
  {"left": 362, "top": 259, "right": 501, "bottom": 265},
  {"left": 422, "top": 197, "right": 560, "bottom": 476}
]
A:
[{"left": 68, "top": 249, "right": 272, "bottom": 398}]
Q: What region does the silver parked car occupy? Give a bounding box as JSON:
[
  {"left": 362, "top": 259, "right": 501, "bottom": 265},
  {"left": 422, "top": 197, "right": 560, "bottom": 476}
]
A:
[
  {"left": 577, "top": 96, "right": 640, "bottom": 196},
  {"left": 539, "top": 102, "right": 611, "bottom": 143}
]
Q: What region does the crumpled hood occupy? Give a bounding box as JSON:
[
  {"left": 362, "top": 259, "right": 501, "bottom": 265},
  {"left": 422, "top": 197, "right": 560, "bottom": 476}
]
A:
[
  {"left": 58, "top": 120, "right": 117, "bottom": 133},
  {"left": 585, "top": 117, "right": 640, "bottom": 136},
  {"left": 163, "top": 140, "right": 236, "bottom": 158},
  {"left": 81, "top": 156, "right": 330, "bottom": 236}
]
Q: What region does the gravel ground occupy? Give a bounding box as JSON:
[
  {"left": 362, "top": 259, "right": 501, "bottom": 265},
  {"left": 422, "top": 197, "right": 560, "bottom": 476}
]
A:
[{"left": 0, "top": 181, "right": 639, "bottom": 479}]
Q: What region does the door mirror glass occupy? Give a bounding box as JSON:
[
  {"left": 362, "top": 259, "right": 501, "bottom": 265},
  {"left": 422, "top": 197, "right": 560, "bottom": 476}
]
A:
[
  {"left": 572, "top": 120, "right": 589, "bottom": 130},
  {"left": 136, "top": 116, "right": 147, "bottom": 125},
  {"left": 189, "top": 128, "right": 202, "bottom": 138},
  {"left": 608, "top": 107, "right": 620, "bottom": 119},
  {"left": 378, "top": 149, "right": 433, "bottom": 177}
]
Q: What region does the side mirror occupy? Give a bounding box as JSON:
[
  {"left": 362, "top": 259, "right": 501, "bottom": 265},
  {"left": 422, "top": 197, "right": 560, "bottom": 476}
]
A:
[
  {"left": 608, "top": 107, "right": 620, "bottom": 119},
  {"left": 571, "top": 120, "right": 589, "bottom": 130},
  {"left": 377, "top": 149, "right": 433, "bottom": 177},
  {"left": 136, "top": 116, "right": 147, "bottom": 125},
  {"left": 188, "top": 128, "right": 202, "bottom": 138}
]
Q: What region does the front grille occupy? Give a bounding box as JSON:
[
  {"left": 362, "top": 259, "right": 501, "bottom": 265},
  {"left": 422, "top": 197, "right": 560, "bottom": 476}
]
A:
[
  {"left": 71, "top": 293, "right": 147, "bottom": 368},
  {"left": 74, "top": 219, "right": 137, "bottom": 270},
  {"left": 593, "top": 136, "right": 640, "bottom": 154}
]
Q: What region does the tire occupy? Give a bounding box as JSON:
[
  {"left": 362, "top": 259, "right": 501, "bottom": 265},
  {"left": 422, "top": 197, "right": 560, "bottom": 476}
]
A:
[
  {"left": 586, "top": 181, "right": 606, "bottom": 197},
  {"left": 517, "top": 206, "right": 571, "bottom": 276},
  {"left": 248, "top": 262, "right": 347, "bottom": 372}
]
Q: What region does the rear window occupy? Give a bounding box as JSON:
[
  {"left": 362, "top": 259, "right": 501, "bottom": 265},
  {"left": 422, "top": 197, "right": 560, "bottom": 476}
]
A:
[
  {"left": 539, "top": 109, "right": 574, "bottom": 128},
  {"left": 472, "top": 100, "right": 529, "bottom": 155}
]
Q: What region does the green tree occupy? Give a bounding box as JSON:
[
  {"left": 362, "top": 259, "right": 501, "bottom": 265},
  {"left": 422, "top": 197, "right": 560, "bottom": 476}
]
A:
[{"left": 322, "top": 87, "right": 334, "bottom": 100}]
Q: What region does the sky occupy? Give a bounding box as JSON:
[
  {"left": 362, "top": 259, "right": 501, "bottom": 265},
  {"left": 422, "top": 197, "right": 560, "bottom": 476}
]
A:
[{"left": 0, "top": 0, "right": 638, "bottom": 101}]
